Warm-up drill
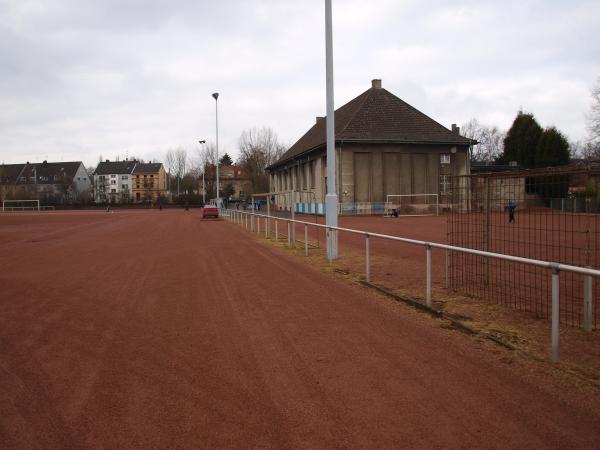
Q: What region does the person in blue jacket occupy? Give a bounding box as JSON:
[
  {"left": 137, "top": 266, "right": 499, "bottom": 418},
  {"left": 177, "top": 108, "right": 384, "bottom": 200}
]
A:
[{"left": 506, "top": 200, "right": 517, "bottom": 224}]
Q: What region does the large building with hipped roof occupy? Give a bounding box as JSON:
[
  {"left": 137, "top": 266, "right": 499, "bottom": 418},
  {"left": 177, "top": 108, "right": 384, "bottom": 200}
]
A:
[{"left": 267, "top": 79, "right": 473, "bottom": 213}]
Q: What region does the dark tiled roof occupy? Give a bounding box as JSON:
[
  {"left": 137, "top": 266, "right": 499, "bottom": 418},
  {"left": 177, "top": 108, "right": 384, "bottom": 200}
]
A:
[
  {"left": 465, "top": 161, "right": 600, "bottom": 178},
  {"left": 270, "top": 84, "right": 473, "bottom": 169},
  {"left": 94, "top": 161, "right": 138, "bottom": 175},
  {"left": 132, "top": 163, "right": 163, "bottom": 174},
  {"left": 0, "top": 164, "right": 26, "bottom": 183},
  {"left": 17, "top": 161, "right": 84, "bottom": 184}
]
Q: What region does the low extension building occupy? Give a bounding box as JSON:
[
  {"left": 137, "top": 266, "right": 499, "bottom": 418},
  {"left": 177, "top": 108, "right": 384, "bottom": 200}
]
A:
[{"left": 267, "top": 79, "right": 473, "bottom": 214}]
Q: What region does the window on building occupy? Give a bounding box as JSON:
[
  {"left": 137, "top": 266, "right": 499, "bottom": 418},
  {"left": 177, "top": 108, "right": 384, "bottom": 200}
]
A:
[
  {"left": 99, "top": 175, "right": 105, "bottom": 181},
  {"left": 122, "top": 175, "right": 128, "bottom": 180},
  {"left": 77, "top": 177, "right": 81, "bottom": 181},
  {"left": 440, "top": 154, "right": 451, "bottom": 164},
  {"left": 111, "top": 188, "right": 116, "bottom": 193},
  {"left": 440, "top": 175, "right": 450, "bottom": 193},
  {"left": 110, "top": 174, "right": 116, "bottom": 178},
  {"left": 122, "top": 184, "right": 127, "bottom": 189},
  {"left": 111, "top": 180, "right": 116, "bottom": 185}
]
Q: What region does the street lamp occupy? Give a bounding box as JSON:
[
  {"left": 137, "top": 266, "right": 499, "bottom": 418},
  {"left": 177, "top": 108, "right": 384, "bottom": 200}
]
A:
[
  {"left": 198, "top": 140, "right": 206, "bottom": 205},
  {"left": 325, "top": 0, "right": 338, "bottom": 259},
  {"left": 212, "top": 92, "right": 220, "bottom": 207}
]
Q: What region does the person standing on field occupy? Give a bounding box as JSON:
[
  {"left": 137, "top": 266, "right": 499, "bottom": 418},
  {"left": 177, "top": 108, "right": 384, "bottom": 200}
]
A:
[{"left": 506, "top": 200, "right": 517, "bottom": 224}]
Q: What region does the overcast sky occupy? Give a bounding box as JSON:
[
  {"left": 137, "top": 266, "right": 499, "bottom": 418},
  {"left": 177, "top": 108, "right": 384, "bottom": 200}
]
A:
[{"left": 1, "top": 0, "right": 599, "bottom": 168}]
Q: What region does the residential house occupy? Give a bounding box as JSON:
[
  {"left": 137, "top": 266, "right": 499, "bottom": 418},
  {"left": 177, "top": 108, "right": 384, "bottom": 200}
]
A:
[
  {"left": 1, "top": 160, "right": 91, "bottom": 203},
  {"left": 204, "top": 164, "right": 250, "bottom": 201},
  {"left": 93, "top": 160, "right": 138, "bottom": 204},
  {"left": 132, "top": 163, "right": 167, "bottom": 203}
]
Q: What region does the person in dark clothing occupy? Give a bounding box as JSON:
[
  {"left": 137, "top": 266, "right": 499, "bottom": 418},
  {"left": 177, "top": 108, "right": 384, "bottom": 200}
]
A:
[{"left": 506, "top": 200, "right": 517, "bottom": 224}]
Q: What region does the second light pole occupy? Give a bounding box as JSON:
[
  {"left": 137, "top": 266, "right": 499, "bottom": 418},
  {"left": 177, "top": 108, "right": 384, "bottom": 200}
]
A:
[
  {"left": 198, "top": 139, "right": 206, "bottom": 205},
  {"left": 212, "top": 92, "right": 220, "bottom": 207}
]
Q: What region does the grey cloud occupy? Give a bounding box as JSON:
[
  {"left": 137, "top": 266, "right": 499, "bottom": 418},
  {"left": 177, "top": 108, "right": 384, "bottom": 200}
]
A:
[{"left": 0, "top": 0, "right": 599, "bottom": 167}]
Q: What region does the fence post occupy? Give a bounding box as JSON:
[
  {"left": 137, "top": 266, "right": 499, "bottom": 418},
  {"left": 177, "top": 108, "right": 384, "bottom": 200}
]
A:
[
  {"left": 265, "top": 218, "right": 268, "bottom": 238},
  {"left": 365, "top": 234, "right": 370, "bottom": 282},
  {"left": 552, "top": 267, "right": 560, "bottom": 362},
  {"left": 483, "top": 178, "right": 490, "bottom": 285},
  {"left": 251, "top": 215, "right": 254, "bottom": 232},
  {"left": 287, "top": 222, "right": 292, "bottom": 248},
  {"left": 275, "top": 220, "right": 279, "bottom": 241},
  {"left": 304, "top": 225, "right": 308, "bottom": 256},
  {"left": 257, "top": 217, "right": 260, "bottom": 234},
  {"left": 584, "top": 275, "right": 593, "bottom": 332},
  {"left": 426, "top": 244, "right": 432, "bottom": 307},
  {"left": 445, "top": 250, "right": 449, "bottom": 289},
  {"left": 245, "top": 214, "right": 248, "bottom": 229}
]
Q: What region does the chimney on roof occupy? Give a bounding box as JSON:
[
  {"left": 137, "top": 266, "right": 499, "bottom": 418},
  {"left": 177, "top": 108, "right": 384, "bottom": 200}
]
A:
[
  {"left": 316, "top": 116, "right": 325, "bottom": 123},
  {"left": 451, "top": 124, "right": 460, "bottom": 135},
  {"left": 372, "top": 79, "right": 382, "bottom": 89},
  {"left": 106, "top": 159, "right": 109, "bottom": 162}
]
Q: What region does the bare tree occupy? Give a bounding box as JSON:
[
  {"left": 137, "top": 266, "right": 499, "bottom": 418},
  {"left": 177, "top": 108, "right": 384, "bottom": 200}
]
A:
[
  {"left": 195, "top": 141, "right": 219, "bottom": 200},
  {"left": 586, "top": 77, "right": 600, "bottom": 152},
  {"left": 238, "top": 127, "right": 286, "bottom": 195},
  {"left": 461, "top": 119, "right": 505, "bottom": 164},
  {"left": 165, "top": 147, "right": 188, "bottom": 196}
]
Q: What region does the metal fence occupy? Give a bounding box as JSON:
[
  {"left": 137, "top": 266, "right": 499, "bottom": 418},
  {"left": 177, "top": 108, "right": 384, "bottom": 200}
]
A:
[
  {"left": 223, "top": 207, "right": 599, "bottom": 362},
  {"left": 448, "top": 168, "right": 600, "bottom": 329}
]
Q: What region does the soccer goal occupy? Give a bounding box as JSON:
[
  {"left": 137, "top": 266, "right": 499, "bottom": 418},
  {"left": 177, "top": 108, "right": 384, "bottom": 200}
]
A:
[
  {"left": 385, "top": 194, "right": 439, "bottom": 217},
  {"left": 2, "top": 200, "right": 40, "bottom": 212}
]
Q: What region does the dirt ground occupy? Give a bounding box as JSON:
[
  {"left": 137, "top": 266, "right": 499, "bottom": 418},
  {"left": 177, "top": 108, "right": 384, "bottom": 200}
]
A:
[
  {"left": 239, "top": 212, "right": 600, "bottom": 383},
  {"left": 1, "top": 209, "right": 600, "bottom": 448}
]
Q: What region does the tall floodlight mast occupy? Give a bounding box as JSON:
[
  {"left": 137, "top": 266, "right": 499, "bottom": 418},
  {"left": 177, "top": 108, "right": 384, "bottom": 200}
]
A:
[
  {"left": 325, "top": 0, "right": 338, "bottom": 259},
  {"left": 212, "top": 92, "right": 220, "bottom": 206}
]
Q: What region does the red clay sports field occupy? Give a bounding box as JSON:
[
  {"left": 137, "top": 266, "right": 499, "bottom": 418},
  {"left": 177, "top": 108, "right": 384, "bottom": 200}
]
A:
[{"left": 1, "top": 209, "right": 599, "bottom": 447}]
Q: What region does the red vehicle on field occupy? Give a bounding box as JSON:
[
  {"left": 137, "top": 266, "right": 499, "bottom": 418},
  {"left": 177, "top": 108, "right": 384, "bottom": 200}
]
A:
[{"left": 202, "top": 204, "right": 219, "bottom": 219}]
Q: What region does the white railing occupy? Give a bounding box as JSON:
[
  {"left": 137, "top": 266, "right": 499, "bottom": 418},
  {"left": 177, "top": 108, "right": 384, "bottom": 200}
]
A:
[{"left": 222, "top": 208, "right": 598, "bottom": 363}]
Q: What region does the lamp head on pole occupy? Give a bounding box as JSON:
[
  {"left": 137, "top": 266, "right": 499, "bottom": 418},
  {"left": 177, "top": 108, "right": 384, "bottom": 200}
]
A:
[
  {"left": 198, "top": 140, "right": 206, "bottom": 144},
  {"left": 212, "top": 92, "right": 219, "bottom": 100}
]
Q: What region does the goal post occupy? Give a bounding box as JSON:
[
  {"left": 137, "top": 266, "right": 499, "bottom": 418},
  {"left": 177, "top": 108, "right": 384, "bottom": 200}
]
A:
[
  {"left": 2, "top": 200, "right": 40, "bottom": 212},
  {"left": 385, "top": 194, "right": 439, "bottom": 217}
]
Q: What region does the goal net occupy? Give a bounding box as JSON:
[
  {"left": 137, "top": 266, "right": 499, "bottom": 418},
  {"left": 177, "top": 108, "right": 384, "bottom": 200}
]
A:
[
  {"left": 385, "top": 194, "right": 439, "bottom": 216},
  {"left": 2, "top": 200, "right": 40, "bottom": 211}
]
